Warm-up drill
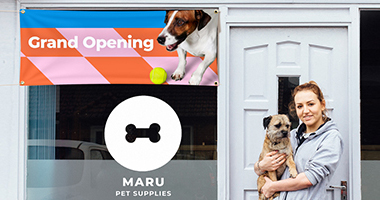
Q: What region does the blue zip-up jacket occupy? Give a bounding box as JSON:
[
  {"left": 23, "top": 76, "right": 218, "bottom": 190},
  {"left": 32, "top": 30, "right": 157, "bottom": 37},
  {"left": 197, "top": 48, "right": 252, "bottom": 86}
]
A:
[{"left": 278, "top": 119, "right": 343, "bottom": 200}]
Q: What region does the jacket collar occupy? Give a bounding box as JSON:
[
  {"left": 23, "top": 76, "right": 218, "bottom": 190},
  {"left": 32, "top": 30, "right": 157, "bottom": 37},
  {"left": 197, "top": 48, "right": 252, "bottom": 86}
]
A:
[{"left": 296, "top": 118, "right": 331, "bottom": 144}]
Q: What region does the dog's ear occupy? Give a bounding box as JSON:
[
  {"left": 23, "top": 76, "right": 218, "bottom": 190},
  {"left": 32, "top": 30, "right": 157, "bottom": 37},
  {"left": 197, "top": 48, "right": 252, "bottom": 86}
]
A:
[
  {"left": 195, "top": 10, "right": 211, "bottom": 31},
  {"left": 285, "top": 113, "right": 291, "bottom": 121},
  {"left": 164, "top": 10, "right": 171, "bottom": 24},
  {"left": 263, "top": 116, "right": 272, "bottom": 129},
  {"left": 285, "top": 113, "right": 296, "bottom": 123}
]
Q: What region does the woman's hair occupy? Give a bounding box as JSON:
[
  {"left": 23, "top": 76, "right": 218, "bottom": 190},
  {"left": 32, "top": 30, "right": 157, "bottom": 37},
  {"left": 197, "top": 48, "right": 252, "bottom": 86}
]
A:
[{"left": 288, "top": 81, "right": 328, "bottom": 122}]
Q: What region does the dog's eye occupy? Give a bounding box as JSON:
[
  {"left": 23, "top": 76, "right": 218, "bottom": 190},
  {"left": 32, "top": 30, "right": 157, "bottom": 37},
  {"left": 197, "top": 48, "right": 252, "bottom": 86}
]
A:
[
  {"left": 176, "top": 19, "right": 186, "bottom": 26},
  {"left": 286, "top": 125, "right": 290, "bottom": 128},
  {"left": 275, "top": 124, "right": 281, "bottom": 128}
]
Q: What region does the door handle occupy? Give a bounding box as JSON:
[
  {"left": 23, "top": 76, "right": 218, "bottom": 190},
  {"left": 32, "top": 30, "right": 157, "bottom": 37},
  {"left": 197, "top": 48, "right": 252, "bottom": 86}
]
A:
[
  {"left": 329, "top": 185, "right": 346, "bottom": 190},
  {"left": 329, "top": 181, "right": 347, "bottom": 200}
]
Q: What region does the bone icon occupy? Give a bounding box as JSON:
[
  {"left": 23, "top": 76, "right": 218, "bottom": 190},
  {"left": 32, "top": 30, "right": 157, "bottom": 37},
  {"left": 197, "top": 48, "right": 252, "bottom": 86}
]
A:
[{"left": 125, "top": 123, "right": 161, "bottom": 143}]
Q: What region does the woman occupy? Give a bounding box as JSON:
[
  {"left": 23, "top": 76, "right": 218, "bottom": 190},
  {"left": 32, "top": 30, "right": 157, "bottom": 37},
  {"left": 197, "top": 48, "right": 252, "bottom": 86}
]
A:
[{"left": 254, "top": 81, "right": 343, "bottom": 200}]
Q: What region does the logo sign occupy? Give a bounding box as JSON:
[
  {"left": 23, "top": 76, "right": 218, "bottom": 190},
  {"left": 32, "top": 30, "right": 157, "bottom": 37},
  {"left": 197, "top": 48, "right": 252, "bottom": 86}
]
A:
[{"left": 105, "top": 96, "right": 182, "bottom": 172}]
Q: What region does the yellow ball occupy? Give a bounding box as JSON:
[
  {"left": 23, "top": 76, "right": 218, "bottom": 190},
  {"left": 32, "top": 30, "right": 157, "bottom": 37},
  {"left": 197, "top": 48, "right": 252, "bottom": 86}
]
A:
[{"left": 150, "top": 67, "right": 167, "bottom": 84}]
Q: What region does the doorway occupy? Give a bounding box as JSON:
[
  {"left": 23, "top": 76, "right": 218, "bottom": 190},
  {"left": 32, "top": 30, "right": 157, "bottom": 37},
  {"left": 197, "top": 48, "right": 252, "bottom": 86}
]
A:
[{"left": 360, "top": 10, "right": 380, "bottom": 200}]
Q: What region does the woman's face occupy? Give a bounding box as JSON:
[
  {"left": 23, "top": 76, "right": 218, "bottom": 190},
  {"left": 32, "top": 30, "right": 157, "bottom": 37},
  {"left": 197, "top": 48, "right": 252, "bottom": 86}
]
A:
[{"left": 294, "top": 90, "right": 326, "bottom": 133}]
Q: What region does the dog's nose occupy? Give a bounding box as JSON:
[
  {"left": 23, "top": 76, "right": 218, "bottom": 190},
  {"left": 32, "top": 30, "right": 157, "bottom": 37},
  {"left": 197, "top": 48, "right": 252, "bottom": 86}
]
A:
[
  {"left": 157, "top": 36, "right": 166, "bottom": 45},
  {"left": 281, "top": 130, "right": 288, "bottom": 137}
]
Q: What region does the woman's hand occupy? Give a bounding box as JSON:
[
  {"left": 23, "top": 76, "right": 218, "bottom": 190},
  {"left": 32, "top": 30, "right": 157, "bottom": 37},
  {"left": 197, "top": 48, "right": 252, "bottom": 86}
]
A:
[
  {"left": 259, "top": 151, "right": 287, "bottom": 172},
  {"left": 261, "top": 177, "right": 276, "bottom": 198}
]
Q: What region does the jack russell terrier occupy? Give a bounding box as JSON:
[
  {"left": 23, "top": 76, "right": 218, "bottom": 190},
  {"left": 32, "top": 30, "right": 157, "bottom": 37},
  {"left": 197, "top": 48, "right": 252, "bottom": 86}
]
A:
[{"left": 157, "top": 10, "right": 218, "bottom": 85}]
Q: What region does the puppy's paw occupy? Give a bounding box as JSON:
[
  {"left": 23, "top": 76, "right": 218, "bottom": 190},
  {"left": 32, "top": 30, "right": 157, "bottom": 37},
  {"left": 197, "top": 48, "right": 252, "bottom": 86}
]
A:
[
  {"left": 289, "top": 169, "right": 298, "bottom": 178},
  {"left": 273, "top": 192, "right": 280, "bottom": 198},
  {"left": 171, "top": 71, "right": 185, "bottom": 81},
  {"left": 258, "top": 193, "right": 267, "bottom": 200},
  {"left": 189, "top": 75, "right": 202, "bottom": 85}
]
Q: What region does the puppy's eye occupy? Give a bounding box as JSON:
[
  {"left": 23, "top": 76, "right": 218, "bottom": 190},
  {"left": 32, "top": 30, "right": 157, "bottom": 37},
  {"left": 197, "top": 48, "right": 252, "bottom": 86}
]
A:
[
  {"left": 176, "top": 19, "right": 186, "bottom": 26},
  {"left": 275, "top": 124, "right": 281, "bottom": 128},
  {"left": 286, "top": 125, "right": 290, "bottom": 128}
]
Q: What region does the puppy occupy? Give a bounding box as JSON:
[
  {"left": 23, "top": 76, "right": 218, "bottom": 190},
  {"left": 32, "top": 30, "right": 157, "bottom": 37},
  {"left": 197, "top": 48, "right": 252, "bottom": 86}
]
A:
[
  {"left": 157, "top": 10, "right": 217, "bottom": 85},
  {"left": 257, "top": 115, "right": 298, "bottom": 200}
]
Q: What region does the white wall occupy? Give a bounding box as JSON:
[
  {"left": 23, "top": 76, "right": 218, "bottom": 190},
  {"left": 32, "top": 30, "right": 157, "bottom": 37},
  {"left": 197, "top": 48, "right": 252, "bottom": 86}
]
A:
[
  {"left": 0, "top": 1, "right": 365, "bottom": 199},
  {"left": 0, "top": 0, "right": 24, "bottom": 199}
]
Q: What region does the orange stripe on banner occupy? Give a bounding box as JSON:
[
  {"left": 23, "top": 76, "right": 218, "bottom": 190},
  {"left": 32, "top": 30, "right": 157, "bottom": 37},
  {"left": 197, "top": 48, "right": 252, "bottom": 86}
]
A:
[
  {"left": 21, "top": 28, "right": 83, "bottom": 57},
  {"left": 20, "top": 57, "right": 53, "bottom": 86},
  {"left": 86, "top": 57, "right": 155, "bottom": 84},
  {"left": 114, "top": 28, "right": 194, "bottom": 57},
  {"left": 208, "top": 59, "right": 218, "bottom": 75}
]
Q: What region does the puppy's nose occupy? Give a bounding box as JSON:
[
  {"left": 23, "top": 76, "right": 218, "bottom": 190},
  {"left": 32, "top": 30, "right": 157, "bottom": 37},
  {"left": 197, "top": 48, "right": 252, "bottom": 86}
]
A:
[
  {"left": 157, "top": 36, "right": 166, "bottom": 45},
  {"left": 281, "top": 130, "right": 288, "bottom": 137}
]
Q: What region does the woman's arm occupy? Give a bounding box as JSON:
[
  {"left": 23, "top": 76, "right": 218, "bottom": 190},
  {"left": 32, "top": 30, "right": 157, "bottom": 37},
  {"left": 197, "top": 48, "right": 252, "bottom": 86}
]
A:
[
  {"left": 261, "top": 172, "right": 313, "bottom": 198},
  {"left": 254, "top": 151, "right": 287, "bottom": 176}
]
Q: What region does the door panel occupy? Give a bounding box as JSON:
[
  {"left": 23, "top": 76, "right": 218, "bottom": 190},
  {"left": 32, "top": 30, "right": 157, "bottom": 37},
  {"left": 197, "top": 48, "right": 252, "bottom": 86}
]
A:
[{"left": 228, "top": 27, "right": 349, "bottom": 200}]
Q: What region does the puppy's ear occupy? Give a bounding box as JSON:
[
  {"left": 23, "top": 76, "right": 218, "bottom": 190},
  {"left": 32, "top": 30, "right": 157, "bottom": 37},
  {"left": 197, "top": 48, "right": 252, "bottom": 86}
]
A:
[
  {"left": 164, "top": 10, "right": 171, "bottom": 24},
  {"left": 285, "top": 114, "right": 291, "bottom": 121},
  {"left": 263, "top": 116, "right": 272, "bottom": 129},
  {"left": 195, "top": 10, "right": 211, "bottom": 31},
  {"left": 286, "top": 113, "right": 296, "bottom": 123}
]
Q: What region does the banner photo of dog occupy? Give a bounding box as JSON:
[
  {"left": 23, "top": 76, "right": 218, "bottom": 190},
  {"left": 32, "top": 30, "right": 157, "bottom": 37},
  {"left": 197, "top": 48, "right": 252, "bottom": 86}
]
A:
[{"left": 20, "top": 9, "right": 219, "bottom": 86}]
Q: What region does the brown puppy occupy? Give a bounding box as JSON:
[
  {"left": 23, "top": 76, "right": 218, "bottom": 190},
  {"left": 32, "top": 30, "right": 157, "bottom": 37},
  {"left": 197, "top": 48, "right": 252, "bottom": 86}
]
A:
[{"left": 257, "top": 114, "right": 298, "bottom": 200}]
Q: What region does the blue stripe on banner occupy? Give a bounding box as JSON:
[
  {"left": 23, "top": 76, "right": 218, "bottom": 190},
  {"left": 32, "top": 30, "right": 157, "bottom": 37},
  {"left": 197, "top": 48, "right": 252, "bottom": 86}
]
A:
[{"left": 20, "top": 10, "right": 167, "bottom": 28}]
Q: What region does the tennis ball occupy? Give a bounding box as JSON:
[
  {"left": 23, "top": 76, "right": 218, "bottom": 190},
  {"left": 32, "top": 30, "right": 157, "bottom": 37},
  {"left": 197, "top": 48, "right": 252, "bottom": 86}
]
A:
[{"left": 150, "top": 67, "right": 167, "bottom": 84}]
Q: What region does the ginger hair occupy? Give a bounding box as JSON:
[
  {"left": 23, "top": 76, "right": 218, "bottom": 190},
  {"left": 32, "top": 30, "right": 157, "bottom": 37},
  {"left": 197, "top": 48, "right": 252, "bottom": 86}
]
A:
[{"left": 288, "top": 81, "right": 328, "bottom": 122}]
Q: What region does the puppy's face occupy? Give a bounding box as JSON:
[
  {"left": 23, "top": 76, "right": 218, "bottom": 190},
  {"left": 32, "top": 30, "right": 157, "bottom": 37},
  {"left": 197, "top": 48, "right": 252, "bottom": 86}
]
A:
[
  {"left": 157, "top": 10, "right": 210, "bottom": 51},
  {"left": 263, "top": 115, "right": 291, "bottom": 142}
]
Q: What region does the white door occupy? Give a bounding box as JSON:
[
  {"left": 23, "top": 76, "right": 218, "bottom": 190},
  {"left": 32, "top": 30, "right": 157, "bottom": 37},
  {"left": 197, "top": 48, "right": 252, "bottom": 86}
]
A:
[{"left": 228, "top": 27, "right": 349, "bottom": 200}]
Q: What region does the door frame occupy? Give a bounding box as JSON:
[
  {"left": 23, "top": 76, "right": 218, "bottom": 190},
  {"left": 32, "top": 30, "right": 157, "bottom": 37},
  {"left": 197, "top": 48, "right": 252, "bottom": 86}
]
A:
[{"left": 217, "top": 5, "right": 361, "bottom": 200}]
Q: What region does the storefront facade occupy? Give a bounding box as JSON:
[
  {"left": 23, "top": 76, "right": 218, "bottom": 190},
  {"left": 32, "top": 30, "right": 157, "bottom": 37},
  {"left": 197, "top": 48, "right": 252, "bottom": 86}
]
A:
[{"left": 3, "top": 0, "right": 380, "bottom": 199}]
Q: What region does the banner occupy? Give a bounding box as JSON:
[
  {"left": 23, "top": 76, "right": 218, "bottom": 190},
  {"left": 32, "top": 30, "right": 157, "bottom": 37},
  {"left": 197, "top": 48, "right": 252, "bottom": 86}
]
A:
[{"left": 20, "top": 10, "right": 218, "bottom": 86}]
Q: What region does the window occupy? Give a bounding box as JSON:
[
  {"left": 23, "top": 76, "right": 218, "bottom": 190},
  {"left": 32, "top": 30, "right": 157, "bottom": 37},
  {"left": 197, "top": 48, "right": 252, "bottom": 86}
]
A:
[
  {"left": 27, "top": 84, "right": 217, "bottom": 199},
  {"left": 360, "top": 11, "right": 380, "bottom": 159},
  {"left": 360, "top": 10, "right": 380, "bottom": 200},
  {"left": 278, "top": 77, "right": 299, "bottom": 128}
]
